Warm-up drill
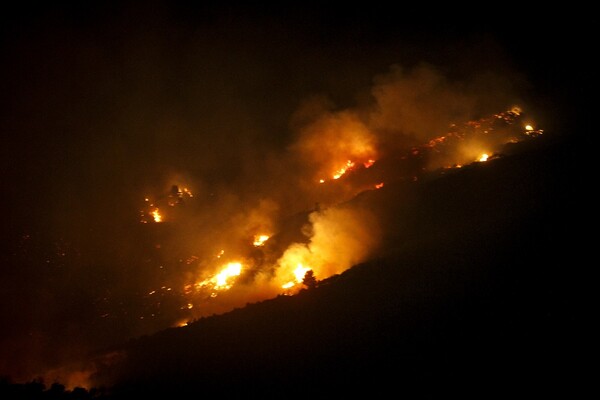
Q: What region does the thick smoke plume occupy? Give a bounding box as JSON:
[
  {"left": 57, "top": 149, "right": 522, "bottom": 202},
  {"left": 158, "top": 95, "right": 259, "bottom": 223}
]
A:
[{"left": 276, "top": 206, "right": 381, "bottom": 283}]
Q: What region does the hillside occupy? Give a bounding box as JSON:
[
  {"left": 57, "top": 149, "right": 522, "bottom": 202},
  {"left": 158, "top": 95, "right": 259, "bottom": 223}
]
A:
[{"left": 72, "top": 133, "right": 582, "bottom": 398}]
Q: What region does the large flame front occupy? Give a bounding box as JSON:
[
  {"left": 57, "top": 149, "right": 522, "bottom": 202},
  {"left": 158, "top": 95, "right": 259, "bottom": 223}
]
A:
[{"left": 196, "top": 262, "right": 243, "bottom": 296}]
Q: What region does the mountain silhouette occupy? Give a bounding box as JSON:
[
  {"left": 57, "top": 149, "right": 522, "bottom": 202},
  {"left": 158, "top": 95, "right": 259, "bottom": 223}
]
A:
[
  {"left": 75, "top": 133, "right": 580, "bottom": 398},
  {"left": 0, "top": 132, "right": 582, "bottom": 399}
]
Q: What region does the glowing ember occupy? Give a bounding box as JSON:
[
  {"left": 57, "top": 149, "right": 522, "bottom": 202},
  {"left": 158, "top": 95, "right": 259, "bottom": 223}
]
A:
[
  {"left": 375, "top": 182, "right": 384, "bottom": 189},
  {"left": 151, "top": 208, "right": 162, "bottom": 223},
  {"left": 253, "top": 235, "right": 270, "bottom": 247},
  {"left": 525, "top": 124, "right": 534, "bottom": 131},
  {"left": 168, "top": 185, "right": 194, "bottom": 206},
  {"left": 319, "top": 158, "right": 375, "bottom": 183},
  {"left": 478, "top": 154, "right": 489, "bottom": 162}
]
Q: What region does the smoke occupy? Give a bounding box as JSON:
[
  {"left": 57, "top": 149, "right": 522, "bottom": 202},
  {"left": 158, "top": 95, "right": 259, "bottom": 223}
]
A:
[
  {"left": 291, "top": 102, "right": 378, "bottom": 182},
  {"left": 370, "top": 64, "right": 477, "bottom": 145},
  {"left": 291, "top": 63, "right": 523, "bottom": 160},
  {"left": 1, "top": 3, "right": 538, "bottom": 385},
  {"left": 175, "top": 202, "right": 381, "bottom": 325},
  {"left": 276, "top": 205, "right": 381, "bottom": 283}
]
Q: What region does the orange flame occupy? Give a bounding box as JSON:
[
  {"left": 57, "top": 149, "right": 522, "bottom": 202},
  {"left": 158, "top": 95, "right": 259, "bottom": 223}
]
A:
[
  {"left": 478, "top": 154, "right": 489, "bottom": 162},
  {"left": 151, "top": 208, "right": 162, "bottom": 223},
  {"left": 196, "top": 261, "right": 243, "bottom": 294},
  {"left": 375, "top": 182, "right": 384, "bottom": 189},
  {"left": 282, "top": 263, "right": 311, "bottom": 289},
  {"left": 214, "top": 262, "right": 242, "bottom": 289},
  {"left": 253, "top": 235, "right": 270, "bottom": 247},
  {"left": 363, "top": 159, "right": 376, "bottom": 168},
  {"left": 332, "top": 160, "right": 355, "bottom": 179}
]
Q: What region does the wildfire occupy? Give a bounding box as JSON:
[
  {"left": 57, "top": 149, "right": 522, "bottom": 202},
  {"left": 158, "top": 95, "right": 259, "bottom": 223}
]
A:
[
  {"left": 140, "top": 184, "right": 195, "bottom": 222},
  {"left": 282, "top": 264, "right": 311, "bottom": 289},
  {"left": 333, "top": 160, "right": 355, "bottom": 180},
  {"left": 151, "top": 208, "right": 162, "bottom": 223},
  {"left": 196, "top": 262, "right": 243, "bottom": 293},
  {"left": 364, "top": 159, "right": 376, "bottom": 168},
  {"left": 168, "top": 185, "right": 194, "bottom": 206},
  {"left": 131, "top": 105, "right": 544, "bottom": 340},
  {"left": 253, "top": 235, "right": 270, "bottom": 247},
  {"left": 319, "top": 158, "right": 373, "bottom": 183},
  {"left": 523, "top": 123, "right": 543, "bottom": 137}
]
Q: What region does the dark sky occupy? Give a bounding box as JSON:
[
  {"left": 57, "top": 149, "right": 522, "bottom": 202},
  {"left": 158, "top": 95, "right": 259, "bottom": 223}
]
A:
[{"left": 0, "top": 1, "right": 586, "bottom": 384}]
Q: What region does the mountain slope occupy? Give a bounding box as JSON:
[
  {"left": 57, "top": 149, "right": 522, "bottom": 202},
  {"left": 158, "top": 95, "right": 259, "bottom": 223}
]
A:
[{"left": 91, "top": 134, "right": 582, "bottom": 398}]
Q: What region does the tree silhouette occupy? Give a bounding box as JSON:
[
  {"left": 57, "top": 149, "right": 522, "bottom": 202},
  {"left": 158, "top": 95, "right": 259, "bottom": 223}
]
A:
[{"left": 302, "top": 270, "right": 317, "bottom": 289}]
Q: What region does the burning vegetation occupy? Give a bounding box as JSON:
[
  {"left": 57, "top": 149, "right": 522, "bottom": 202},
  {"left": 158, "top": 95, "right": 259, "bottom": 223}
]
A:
[
  {"left": 2, "top": 60, "right": 548, "bottom": 389},
  {"left": 110, "top": 100, "right": 545, "bottom": 336}
]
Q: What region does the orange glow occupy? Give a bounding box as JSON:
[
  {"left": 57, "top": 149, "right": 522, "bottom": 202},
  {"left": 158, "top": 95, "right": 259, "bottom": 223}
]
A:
[
  {"left": 293, "top": 264, "right": 310, "bottom": 281},
  {"left": 281, "top": 281, "right": 295, "bottom": 289},
  {"left": 145, "top": 105, "right": 545, "bottom": 342},
  {"left": 319, "top": 158, "right": 375, "bottom": 183},
  {"left": 168, "top": 185, "right": 194, "bottom": 206},
  {"left": 214, "top": 262, "right": 242, "bottom": 288},
  {"left": 151, "top": 208, "right": 162, "bottom": 223},
  {"left": 333, "top": 160, "right": 355, "bottom": 179},
  {"left": 253, "top": 234, "right": 270, "bottom": 247},
  {"left": 196, "top": 262, "right": 243, "bottom": 293},
  {"left": 282, "top": 263, "right": 311, "bottom": 289}
]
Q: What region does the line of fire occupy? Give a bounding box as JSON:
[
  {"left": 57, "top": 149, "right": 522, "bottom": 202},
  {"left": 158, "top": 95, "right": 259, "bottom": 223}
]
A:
[{"left": 126, "top": 106, "right": 542, "bottom": 330}]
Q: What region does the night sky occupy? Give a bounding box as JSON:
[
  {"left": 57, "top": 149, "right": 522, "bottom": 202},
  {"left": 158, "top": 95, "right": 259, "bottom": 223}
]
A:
[{"left": 0, "top": 1, "right": 586, "bottom": 387}]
